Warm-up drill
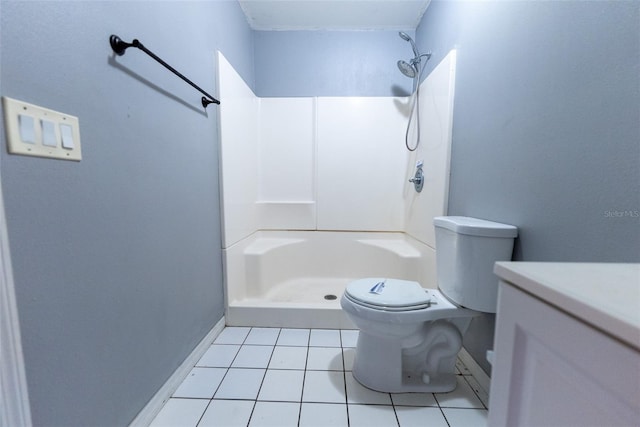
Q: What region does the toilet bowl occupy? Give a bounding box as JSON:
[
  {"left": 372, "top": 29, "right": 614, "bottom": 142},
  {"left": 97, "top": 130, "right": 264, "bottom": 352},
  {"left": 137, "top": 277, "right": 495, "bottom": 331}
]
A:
[
  {"left": 341, "top": 278, "right": 478, "bottom": 392},
  {"left": 340, "top": 216, "right": 518, "bottom": 393}
]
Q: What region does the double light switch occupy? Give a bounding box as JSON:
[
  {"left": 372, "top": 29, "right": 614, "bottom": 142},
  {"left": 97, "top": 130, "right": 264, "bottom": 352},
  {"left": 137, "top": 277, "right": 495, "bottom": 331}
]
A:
[{"left": 3, "top": 96, "right": 81, "bottom": 161}]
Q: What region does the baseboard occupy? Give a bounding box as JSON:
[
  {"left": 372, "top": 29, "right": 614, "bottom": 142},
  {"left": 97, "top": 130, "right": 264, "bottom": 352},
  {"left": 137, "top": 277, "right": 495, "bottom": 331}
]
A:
[
  {"left": 459, "top": 347, "right": 491, "bottom": 393},
  {"left": 129, "top": 317, "right": 226, "bottom": 427}
]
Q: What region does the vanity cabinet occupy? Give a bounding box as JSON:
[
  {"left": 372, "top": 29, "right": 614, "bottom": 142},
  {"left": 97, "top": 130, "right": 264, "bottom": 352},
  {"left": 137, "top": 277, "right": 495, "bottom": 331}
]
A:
[{"left": 489, "top": 263, "right": 640, "bottom": 427}]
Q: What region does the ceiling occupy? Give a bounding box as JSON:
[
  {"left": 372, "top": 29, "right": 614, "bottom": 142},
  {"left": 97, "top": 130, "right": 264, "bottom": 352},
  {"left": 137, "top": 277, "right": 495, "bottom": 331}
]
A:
[{"left": 238, "top": 0, "right": 431, "bottom": 31}]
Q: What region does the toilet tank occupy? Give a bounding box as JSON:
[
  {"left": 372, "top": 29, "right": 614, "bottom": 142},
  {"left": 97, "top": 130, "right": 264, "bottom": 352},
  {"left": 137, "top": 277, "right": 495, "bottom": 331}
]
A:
[{"left": 434, "top": 216, "right": 518, "bottom": 313}]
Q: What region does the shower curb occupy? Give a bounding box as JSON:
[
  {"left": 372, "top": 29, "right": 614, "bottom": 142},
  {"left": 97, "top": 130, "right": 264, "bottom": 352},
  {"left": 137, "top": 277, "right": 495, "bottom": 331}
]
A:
[{"left": 129, "top": 316, "right": 226, "bottom": 427}]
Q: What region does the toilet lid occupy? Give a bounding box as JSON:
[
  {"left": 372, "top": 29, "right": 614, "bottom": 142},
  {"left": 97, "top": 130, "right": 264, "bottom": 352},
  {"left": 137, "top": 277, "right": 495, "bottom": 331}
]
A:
[{"left": 344, "top": 278, "right": 432, "bottom": 311}]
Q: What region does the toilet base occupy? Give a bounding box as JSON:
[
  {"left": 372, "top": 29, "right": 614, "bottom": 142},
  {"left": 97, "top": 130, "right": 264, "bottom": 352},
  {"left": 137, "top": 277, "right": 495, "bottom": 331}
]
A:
[
  {"left": 352, "top": 367, "right": 458, "bottom": 393},
  {"left": 401, "top": 371, "right": 457, "bottom": 393},
  {"left": 350, "top": 320, "right": 464, "bottom": 393}
]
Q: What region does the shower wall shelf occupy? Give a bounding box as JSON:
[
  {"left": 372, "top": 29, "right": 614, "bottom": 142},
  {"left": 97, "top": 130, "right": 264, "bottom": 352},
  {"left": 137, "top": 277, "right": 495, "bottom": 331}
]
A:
[{"left": 109, "top": 34, "right": 220, "bottom": 108}]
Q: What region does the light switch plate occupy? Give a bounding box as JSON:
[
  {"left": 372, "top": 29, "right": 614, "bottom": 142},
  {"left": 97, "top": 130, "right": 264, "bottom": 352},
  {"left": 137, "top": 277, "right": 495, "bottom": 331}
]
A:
[{"left": 2, "top": 96, "right": 82, "bottom": 161}]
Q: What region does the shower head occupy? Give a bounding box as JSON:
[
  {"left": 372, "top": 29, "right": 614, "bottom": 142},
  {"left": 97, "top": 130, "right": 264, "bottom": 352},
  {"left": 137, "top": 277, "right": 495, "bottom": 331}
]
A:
[
  {"left": 397, "top": 59, "right": 417, "bottom": 78},
  {"left": 398, "top": 31, "right": 412, "bottom": 42},
  {"left": 398, "top": 31, "right": 419, "bottom": 58},
  {"left": 397, "top": 50, "right": 432, "bottom": 79},
  {"left": 397, "top": 31, "right": 422, "bottom": 79}
]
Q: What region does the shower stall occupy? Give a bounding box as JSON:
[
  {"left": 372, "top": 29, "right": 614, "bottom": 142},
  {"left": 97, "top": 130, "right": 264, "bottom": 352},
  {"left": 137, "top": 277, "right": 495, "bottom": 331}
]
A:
[{"left": 216, "top": 49, "right": 458, "bottom": 328}]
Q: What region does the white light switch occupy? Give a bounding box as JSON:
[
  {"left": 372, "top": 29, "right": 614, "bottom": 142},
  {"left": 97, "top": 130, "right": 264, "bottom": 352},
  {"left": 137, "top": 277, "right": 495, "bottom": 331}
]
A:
[
  {"left": 41, "top": 120, "right": 57, "bottom": 147},
  {"left": 2, "top": 96, "right": 81, "bottom": 161},
  {"left": 60, "top": 124, "right": 74, "bottom": 149},
  {"left": 19, "top": 114, "right": 36, "bottom": 144}
]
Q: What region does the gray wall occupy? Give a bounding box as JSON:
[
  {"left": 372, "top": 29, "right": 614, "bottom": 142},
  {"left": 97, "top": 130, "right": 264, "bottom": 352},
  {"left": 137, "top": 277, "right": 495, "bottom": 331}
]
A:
[
  {"left": 0, "top": 1, "right": 253, "bottom": 425},
  {"left": 416, "top": 0, "right": 640, "bottom": 373},
  {"left": 254, "top": 29, "right": 416, "bottom": 97}
]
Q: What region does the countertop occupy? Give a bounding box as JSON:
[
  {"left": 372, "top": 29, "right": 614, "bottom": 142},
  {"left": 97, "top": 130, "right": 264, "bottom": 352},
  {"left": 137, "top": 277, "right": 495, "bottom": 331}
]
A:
[{"left": 494, "top": 262, "right": 640, "bottom": 351}]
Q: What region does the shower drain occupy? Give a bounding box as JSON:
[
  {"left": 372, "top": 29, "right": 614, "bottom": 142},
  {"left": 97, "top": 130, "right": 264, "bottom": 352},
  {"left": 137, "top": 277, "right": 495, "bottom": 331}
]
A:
[{"left": 324, "top": 294, "right": 337, "bottom": 300}]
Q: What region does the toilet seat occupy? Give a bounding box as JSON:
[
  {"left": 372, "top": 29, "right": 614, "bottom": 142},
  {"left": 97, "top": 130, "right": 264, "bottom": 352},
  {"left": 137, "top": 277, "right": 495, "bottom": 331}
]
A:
[{"left": 344, "top": 278, "right": 433, "bottom": 312}]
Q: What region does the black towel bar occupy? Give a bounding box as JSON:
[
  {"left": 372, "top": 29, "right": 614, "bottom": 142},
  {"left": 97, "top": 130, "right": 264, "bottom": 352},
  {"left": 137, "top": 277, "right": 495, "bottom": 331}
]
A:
[{"left": 110, "top": 35, "right": 220, "bottom": 108}]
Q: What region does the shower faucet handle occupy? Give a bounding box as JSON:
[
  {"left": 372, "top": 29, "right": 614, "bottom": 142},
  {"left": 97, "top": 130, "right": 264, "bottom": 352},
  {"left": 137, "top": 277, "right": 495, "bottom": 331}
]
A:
[{"left": 409, "top": 164, "right": 424, "bottom": 193}]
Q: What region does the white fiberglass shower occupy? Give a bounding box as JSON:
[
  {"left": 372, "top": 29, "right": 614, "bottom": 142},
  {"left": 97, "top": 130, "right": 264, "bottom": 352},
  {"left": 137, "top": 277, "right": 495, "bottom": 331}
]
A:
[{"left": 216, "top": 50, "right": 457, "bottom": 328}]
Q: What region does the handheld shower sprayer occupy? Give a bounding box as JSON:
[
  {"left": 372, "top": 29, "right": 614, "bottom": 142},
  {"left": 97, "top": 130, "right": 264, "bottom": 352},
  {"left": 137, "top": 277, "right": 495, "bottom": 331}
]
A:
[
  {"left": 397, "top": 31, "right": 432, "bottom": 80},
  {"left": 397, "top": 31, "right": 420, "bottom": 79},
  {"left": 399, "top": 31, "right": 419, "bottom": 57},
  {"left": 396, "top": 31, "right": 432, "bottom": 152}
]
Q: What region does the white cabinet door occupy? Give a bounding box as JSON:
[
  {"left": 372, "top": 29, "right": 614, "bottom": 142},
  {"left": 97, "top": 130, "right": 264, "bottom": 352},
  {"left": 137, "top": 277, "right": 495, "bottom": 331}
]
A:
[{"left": 489, "top": 282, "right": 640, "bottom": 427}]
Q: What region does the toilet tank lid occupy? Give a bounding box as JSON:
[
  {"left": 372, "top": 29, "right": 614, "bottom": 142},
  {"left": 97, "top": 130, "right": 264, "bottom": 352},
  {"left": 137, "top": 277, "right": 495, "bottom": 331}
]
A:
[{"left": 434, "top": 216, "right": 518, "bottom": 238}]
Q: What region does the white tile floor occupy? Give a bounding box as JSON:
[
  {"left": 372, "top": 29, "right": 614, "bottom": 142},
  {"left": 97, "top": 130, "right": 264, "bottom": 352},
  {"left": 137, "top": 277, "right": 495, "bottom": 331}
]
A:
[{"left": 150, "top": 327, "right": 488, "bottom": 427}]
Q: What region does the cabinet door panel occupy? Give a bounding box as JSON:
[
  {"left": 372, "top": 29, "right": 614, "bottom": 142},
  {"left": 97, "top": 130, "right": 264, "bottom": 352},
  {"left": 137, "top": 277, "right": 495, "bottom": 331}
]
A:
[{"left": 489, "top": 283, "right": 640, "bottom": 427}]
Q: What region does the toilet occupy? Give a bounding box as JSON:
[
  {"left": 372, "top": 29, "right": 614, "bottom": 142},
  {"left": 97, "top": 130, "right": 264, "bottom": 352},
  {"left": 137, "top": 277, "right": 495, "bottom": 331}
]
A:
[{"left": 340, "top": 216, "right": 518, "bottom": 393}]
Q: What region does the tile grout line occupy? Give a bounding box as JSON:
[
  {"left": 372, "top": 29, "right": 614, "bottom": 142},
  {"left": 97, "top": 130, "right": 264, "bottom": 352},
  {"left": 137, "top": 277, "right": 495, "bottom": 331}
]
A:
[
  {"left": 295, "top": 328, "right": 307, "bottom": 427},
  {"left": 182, "top": 327, "right": 252, "bottom": 426},
  {"left": 340, "top": 331, "right": 352, "bottom": 427},
  {"left": 161, "top": 330, "right": 267, "bottom": 424},
  {"left": 461, "top": 373, "right": 488, "bottom": 410},
  {"left": 454, "top": 356, "right": 489, "bottom": 410},
  {"left": 433, "top": 394, "right": 452, "bottom": 427},
  {"left": 389, "top": 390, "right": 401, "bottom": 427},
  {"left": 293, "top": 328, "right": 314, "bottom": 426},
  {"left": 194, "top": 398, "right": 213, "bottom": 427},
  {"left": 242, "top": 327, "right": 266, "bottom": 427},
  {"left": 225, "top": 327, "right": 256, "bottom": 426},
  {"left": 249, "top": 327, "right": 283, "bottom": 425},
  {"left": 208, "top": 328, "right": 247, "bottom": 400}
]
